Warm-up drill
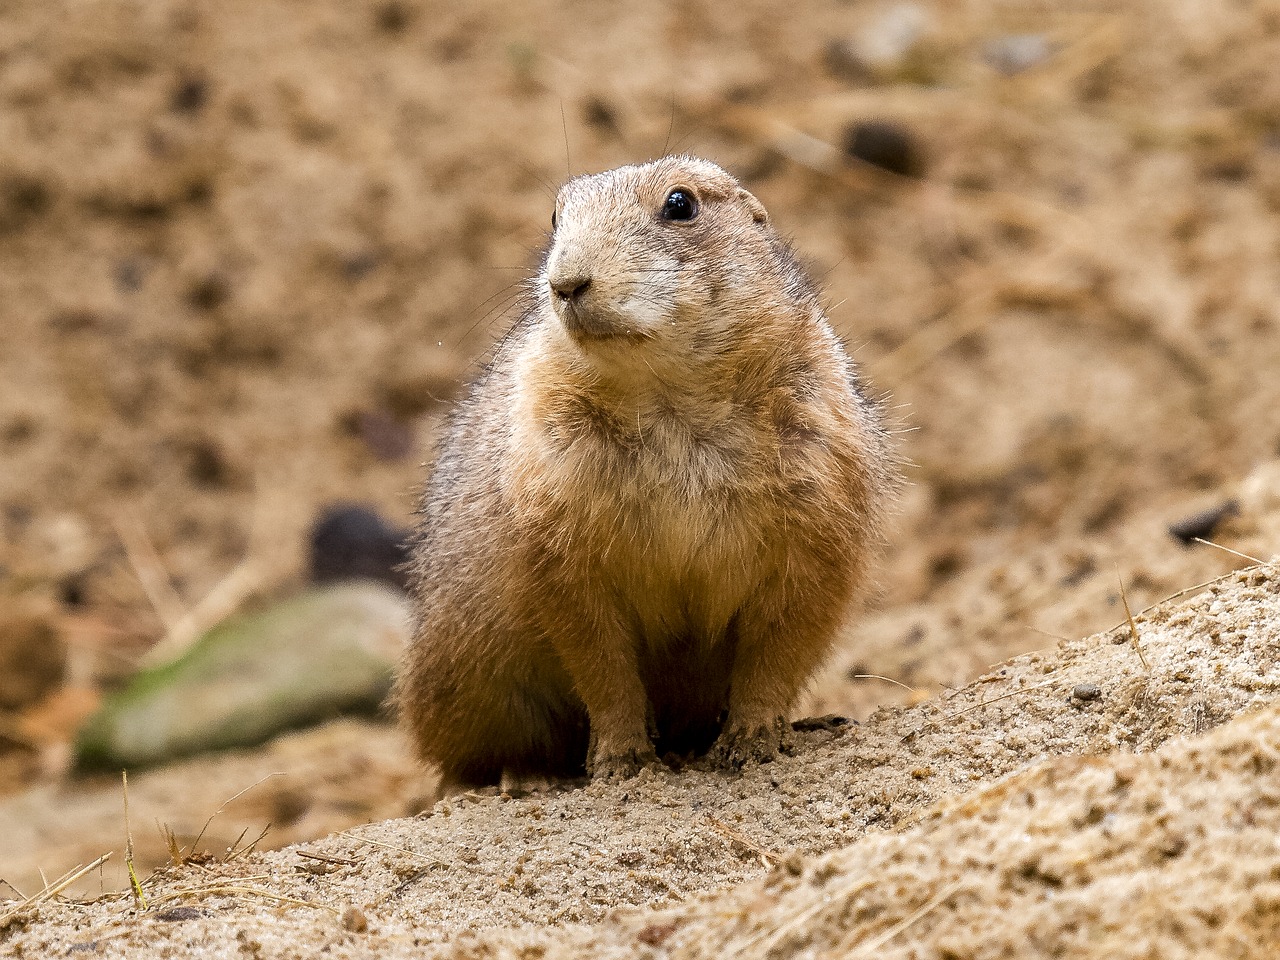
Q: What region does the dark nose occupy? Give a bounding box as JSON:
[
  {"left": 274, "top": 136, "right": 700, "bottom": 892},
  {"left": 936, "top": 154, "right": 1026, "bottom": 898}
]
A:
[{"left": 549, "top": 273, "right": 592, "bottom": 302}]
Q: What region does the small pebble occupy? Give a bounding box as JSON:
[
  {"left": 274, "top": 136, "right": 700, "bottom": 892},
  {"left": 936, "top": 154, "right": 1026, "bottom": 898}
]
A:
[
  {"left": 341, "top": 906, "right": 369, "bottom": 933},
  {"left": 826, "top": 3, "right": 928, "bottom": 79},
  {"left": 984, "top": 34, "right": 1053, "bottom": 75},
  {"left": 1072, "top": 683, "right": 1102, "bottom": 702}
]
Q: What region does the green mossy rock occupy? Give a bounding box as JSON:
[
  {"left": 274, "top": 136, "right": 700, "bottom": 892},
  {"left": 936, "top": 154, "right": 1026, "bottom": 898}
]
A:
[{"left": 75, "top": 582, "right": 411, "bottom": 770}]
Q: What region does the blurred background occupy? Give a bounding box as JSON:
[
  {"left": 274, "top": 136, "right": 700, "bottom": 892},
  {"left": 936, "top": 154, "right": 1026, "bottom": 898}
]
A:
[{"left": 3, "top": 0, "right": 1280, "bottom": 897}]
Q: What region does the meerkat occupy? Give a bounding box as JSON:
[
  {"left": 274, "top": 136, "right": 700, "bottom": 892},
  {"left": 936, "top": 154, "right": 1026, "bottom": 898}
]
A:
[{"left": 398, "top": 156, "right": 896, "bottom": 790}]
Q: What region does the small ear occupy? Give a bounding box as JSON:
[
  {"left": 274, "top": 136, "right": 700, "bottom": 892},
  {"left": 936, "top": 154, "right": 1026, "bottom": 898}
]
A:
[{"left": 736, "top": 187, "right": 768, "bottom": 225}]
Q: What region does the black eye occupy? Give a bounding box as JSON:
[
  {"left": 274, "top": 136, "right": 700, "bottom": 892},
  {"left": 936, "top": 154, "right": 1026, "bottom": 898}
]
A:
[
  {"left": 551, "top": 210, "right": 558, "bottom": 230},
  {"left": 661, "top": 189, "right": 698, "bottom": 222}
]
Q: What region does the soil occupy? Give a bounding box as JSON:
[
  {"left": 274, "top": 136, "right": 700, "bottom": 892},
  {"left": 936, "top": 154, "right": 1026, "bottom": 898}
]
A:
[
  {"left": 4, "top": 564, "right": 1279, "bottom": 957},
  {"left": 3, "top": 0, "right": 1280, "bottom": 955}
]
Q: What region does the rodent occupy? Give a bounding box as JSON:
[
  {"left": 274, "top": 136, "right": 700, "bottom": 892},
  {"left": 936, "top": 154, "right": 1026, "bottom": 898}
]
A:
[{"left": 398, "top": 156, "right": 896, "bottom": 790}]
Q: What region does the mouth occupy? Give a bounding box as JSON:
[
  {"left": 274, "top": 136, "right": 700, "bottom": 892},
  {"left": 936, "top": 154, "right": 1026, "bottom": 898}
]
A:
[{"left": 554, "top": 301, "right": 652, "bottom": 344}]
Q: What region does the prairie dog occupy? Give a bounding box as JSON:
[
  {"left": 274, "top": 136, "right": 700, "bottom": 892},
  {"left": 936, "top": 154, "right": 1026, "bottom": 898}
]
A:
[{"left": 399, "top": 156, "right": 895, "bottom": 789}]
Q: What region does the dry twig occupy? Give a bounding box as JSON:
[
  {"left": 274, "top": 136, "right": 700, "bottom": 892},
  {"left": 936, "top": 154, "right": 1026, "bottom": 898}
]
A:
[
  {"left": 140, "top": 556, "right": 268, "bottom": 667},
  {"left": 0, "top": 854, "right": 112, "bottom": 928},
  {"left": 141, "top": 474, "right": 276, "bottom": 667},
  {"left": 707, "top": 816, "right": 782, "bottom": 868}
]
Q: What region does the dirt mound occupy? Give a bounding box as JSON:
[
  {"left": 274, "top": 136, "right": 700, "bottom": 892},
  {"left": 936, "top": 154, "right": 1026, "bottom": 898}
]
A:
[{"left": 4, "top": 563, "right": 1276, "bottom": 957}]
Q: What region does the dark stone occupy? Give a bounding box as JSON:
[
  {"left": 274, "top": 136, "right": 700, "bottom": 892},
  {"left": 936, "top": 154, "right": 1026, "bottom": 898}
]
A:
[
  {"left": 1071, "top": 683, "right": 1102, "bottom": 702},
  {"left": 1168, "top": 499, "right": 1240, "bottom": 546},
  {"left": 309, "top": 503, "right": 412, "bottom": 591},
  {"left": 843, "top": 120, "right": 926, "bottom": 178},
  {"left": 170, "top": 75, "right": 208, "bottom": 114},
  {"left": 155, "top": 907, "right": 205, "bottom": 922}
]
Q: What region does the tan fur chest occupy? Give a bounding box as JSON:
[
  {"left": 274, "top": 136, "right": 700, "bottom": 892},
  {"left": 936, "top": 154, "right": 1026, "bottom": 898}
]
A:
[{"left": 506, "top": 356, "right": 781, "bottom": 642}]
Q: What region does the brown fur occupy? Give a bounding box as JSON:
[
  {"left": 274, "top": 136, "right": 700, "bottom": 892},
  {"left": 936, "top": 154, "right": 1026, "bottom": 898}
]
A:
[{"left": 398, "top": 156, "right": 897, "bottom": 789}]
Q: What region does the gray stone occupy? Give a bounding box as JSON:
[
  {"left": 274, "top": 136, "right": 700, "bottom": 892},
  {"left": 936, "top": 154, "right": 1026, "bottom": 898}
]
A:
[
  {"left": 984, "top": 34, "right": 1054, "bottom": 75},
  {"left": 75, "top": 582, "right": 410, "bottom": 770}
]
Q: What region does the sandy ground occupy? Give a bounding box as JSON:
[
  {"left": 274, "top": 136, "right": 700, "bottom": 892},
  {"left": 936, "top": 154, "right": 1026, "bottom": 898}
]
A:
[
  {"left": 3, "top": 562, "right": 1278, "bottom": 956},
  {"left": 4, "top": 0, "right": 1280, "bottom": 954}
]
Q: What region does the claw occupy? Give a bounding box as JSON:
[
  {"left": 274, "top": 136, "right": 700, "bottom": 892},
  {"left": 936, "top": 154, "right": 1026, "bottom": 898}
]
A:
[
  {"left": 709, "top": 716, "right": 792, "bottom": 769},
  {"left": 588, "top": 745, "right": 658, "bottom": 781}
]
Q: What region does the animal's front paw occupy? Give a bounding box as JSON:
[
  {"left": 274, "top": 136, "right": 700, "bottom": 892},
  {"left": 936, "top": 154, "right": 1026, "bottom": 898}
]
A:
[
  {"left": 709, "top": 716, "right": 793, "bottom": 769},
  {"left": 588, "top": 744, "right": 658, "bottom": 781}
]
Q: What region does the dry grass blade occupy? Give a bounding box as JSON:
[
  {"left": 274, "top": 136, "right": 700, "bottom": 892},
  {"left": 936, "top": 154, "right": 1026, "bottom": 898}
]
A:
[
  {"left": 141, "top": 556, "right": 267, "bottom": 667},
  {"left": 225, "top": 823, "right": 272, "bottom": 863},
  {"left": 1020, "top": 623, "right": 1075, "bottom": 645},
  {"left": 838, "top": 880, "right": 965, "bottom": 957},
  {"left": 123, "top": 771, "right": 148, "bottom": 909},
  {"left": 1115, "top": 567, "right": 1150, "bottom": 671},
  {"left": 0, "top": 854, "right": 112, "bottom": 928},
  {"left": 905, "top": 677, "right": 1064, "bottom": 742},
  {"left": 149, "top": 884, "right": 335, "bottom": 914},
  {"left": 113, "top": 511, "right": 187, "bottom": 634},
  {"left": 941, "top": 677, "right": 1065, "bottom": 723},
  {"left": 1105, "top": 566, "right": 1257, "bottom": 635},
  {"left": 707, "top": 816, "right": 782, "bottom": 867},
  {"left": 336, "top": 831, "right": 454, "bottom": 868},
  {"left": 1191, "top": 537, "right": 1266, "bottom": 565},
  {"left": 850, "top": 673, "right": 921, "bottom": 695},
  {"left": 141, "top": 473, "right": 276, "bottom": 667},
  {"left": 185, "top": 772, "right": 284, "bottom": 862},
  {"left": 295, "top": 851, "right": 359, "bottom": 867},
  {"left": 160, "top": 821, "right": 183, "bottom": 866}
]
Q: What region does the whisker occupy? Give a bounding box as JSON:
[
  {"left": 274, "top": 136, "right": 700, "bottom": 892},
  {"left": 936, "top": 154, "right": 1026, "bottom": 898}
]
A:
[
  {"left": 516, "top": 161, "right": 560, "bottom": 201},
  {"left": 453, "top": 289, "right": 529, "bottom": 348},
  {"left": 661, "top": 93, "right": 677, "bottom": 158},
  {"left": 453, "top": 282, "right": 522, "bottom": 332}
]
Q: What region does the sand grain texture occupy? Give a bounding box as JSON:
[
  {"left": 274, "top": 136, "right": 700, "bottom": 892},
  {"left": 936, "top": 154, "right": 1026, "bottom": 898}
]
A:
[{"left": 4, "top": 564, "right": 1277, "bottom": 958}]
